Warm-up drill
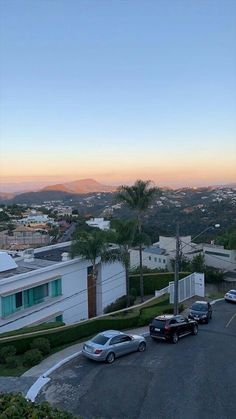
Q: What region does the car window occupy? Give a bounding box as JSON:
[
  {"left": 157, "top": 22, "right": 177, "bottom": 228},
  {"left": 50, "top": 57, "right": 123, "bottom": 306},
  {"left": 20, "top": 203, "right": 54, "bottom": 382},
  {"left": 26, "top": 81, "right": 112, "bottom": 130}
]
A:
[
  {"left": 91, "top": 334, "right": 110, "bottom": 345},
  {"left": 120, "top": 335, "right": 132, "bottom": 343},
  {"left": 191, "top": 303, "right": 208, "bottom": 311},
  {"left": 152, "top": 319, "right": 166, "bottom": 328},
  {"left": 110, "top": 335, "right": 124, "bottom": 345},
  {"left": 169, "top": 319, "right": 177, "bottom": 325}
]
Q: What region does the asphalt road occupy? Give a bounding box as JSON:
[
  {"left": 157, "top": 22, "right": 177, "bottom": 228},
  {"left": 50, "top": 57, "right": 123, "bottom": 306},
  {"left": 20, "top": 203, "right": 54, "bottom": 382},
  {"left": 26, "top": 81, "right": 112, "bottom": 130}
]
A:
[{"left": 38, "top": 301, "right": 236, "bottom": 419}]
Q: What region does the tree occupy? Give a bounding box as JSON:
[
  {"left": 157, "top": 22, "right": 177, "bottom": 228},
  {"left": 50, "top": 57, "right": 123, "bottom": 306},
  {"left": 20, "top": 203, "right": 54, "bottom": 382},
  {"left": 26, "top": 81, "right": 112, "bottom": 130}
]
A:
[
  {"left": 117, "top": 179, "right": 160, "bottom": 302},
  {"left": 190, "top": 254, "right": 205, "bottom": 273},
  {"left": 71, "top": 228, "right": 112, "bottom": 317},
  {"left": 108, "top": 219, "right": 137, "bottom": 307}
]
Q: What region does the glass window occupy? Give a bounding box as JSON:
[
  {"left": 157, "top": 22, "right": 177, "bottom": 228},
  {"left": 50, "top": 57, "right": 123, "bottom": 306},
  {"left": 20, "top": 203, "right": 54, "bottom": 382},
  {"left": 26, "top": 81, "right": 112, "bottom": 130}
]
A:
[
  {"left": 149, "top": 256, "right": 151, "bottom": 261},
  {"left": 92, "top": 334, "right": 110, "bottom": 345},
  {"left": 2, "top": 295, "right": 15, "bottom": 317},
  {"left": 50, "top": 278, "right": 62, "bottom": 297},
  {"left": 154, "top": 257, "right": 157, "bottom": 262},
  {"left": 15, "top": 292, "right": 23, "bottom": 308},
  {"left": 163, "top": 259, "right": 166, "bottom": 263}
]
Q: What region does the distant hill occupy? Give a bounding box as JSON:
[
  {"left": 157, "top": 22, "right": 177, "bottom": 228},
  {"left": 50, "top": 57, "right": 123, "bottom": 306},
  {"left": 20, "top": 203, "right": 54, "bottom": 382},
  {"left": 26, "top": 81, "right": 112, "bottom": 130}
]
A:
[
  {"left": 41, "top": 178, "right": 116, "bottom": 194},
  {"left": 0, "top": 192, "right": 15, "bottom": 200},
  {"left": 0, "top": 178, "right": 116, "bottom": 204},
  {"left": 1, "top": 190, "right": 75, "bottom": 205}
]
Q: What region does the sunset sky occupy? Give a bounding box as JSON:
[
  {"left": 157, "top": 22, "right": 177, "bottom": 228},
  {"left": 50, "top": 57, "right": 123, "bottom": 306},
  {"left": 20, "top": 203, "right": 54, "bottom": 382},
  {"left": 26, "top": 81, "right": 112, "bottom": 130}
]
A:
[{"left": 0, "top": 0, "right": 236, "bottom": 188}]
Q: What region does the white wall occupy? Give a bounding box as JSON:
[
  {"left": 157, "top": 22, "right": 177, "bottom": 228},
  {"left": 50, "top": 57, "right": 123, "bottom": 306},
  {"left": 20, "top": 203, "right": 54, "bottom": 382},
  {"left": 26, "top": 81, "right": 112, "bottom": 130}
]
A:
[
  {"left": 0, "top": 258, "right": 90, "bottom": 333},
  {"left": 97, "top": 262, "right": 126, "bottom": 315},
  {"left": 203, "top": 246, "right": 236, "bottom": 271},
  {"left": 130, "top": 249, "right": 168, "bottom": 270}
]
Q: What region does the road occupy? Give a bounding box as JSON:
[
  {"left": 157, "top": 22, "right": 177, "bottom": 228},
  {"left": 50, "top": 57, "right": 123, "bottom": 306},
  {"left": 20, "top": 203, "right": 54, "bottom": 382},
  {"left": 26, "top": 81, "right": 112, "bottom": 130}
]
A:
[{"left": 38, "top": 301, "right": 236, "bottom": 419}]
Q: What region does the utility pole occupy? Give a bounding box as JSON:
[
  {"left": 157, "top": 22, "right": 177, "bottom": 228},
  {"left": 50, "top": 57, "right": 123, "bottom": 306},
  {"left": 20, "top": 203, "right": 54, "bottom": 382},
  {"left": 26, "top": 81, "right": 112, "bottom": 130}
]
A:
[{"left": 174, "top": 222, "right": 181, "bottom": 315}]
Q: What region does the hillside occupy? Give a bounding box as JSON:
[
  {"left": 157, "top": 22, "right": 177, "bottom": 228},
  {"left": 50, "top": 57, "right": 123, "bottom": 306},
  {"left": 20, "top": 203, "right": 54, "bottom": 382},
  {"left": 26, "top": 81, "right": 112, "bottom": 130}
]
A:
[{"left": 41, "top": 178, "right": 115, "bottom": 194}]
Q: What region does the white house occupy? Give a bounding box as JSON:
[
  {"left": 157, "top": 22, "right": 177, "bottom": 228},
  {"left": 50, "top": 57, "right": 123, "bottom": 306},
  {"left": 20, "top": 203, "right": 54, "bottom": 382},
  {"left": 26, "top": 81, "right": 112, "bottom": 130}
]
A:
[
  {"left": 203, "top": 244, "right": 236, "bottom": 271},
  {"left": 86, "top": 218, "right": 110, "bottom": 230},
  {"left": 0, "top": 242, "right": 126, "bottom": 333},
  {"left": 130, "top": 246, "right": 168, "bottom": 270}
]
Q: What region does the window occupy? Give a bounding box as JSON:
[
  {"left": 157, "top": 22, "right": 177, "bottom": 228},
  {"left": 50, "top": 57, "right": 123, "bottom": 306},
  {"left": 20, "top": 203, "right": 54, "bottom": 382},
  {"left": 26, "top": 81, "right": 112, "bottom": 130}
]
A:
[
  {"left": 159, "top": 258, "right": 161, "bottom": 263},
  {"left": 15, "top": 292, "right": 23, "bottom": 308},
  {"left": 149, "top": 256, "right": 151, "bottom": 261},
  {"left": 1, "top": 278, "right": 62, "bottom": 318},
  {"left": 50, "top": 278, "right": 62, "bottom": 297},
  {"left": 163, "top": 259, "right": 166, "bottom": 264},
  {"left": 154, "top": 257, "right": 157, "bottom": 262}
]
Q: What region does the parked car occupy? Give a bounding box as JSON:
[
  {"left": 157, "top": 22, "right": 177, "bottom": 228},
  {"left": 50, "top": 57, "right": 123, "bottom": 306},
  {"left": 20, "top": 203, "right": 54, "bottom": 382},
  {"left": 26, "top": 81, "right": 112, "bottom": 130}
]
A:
[
  {"left": 224, "top": 289, "right": 236, "bottom": 303},
  {"left": 188, "top": 301, "right": 212, "bottom": 323},
  {"left": 82, "top": 330, "right": 146, "bottom": 363},
  {"left": 149, "top": 314, "right": 198, "bottom": 344}
]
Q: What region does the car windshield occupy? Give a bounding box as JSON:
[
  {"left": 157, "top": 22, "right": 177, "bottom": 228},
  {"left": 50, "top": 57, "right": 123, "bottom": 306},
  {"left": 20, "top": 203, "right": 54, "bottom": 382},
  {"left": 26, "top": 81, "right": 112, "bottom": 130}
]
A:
[
  {"left": 191, "top": 303, "right": 207, "bottom": 312},
  {"left": 228, "top": 290, "right": 236, "bottom": 295},
  {"left": 91, "top": 334, "right": 110, "bottom": 345}
]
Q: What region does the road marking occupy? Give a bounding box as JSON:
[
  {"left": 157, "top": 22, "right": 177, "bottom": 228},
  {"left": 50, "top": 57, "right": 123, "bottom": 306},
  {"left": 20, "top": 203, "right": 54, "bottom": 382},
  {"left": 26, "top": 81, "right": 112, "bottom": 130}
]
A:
[{"left": 226, "top": 313, "right": 236, "bottom": 328}]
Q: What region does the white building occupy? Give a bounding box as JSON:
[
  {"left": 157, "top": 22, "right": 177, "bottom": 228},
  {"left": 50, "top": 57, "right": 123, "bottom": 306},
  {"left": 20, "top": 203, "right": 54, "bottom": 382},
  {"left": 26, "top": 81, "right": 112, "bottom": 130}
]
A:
[
  {"left": 203, "top": 244, "right": 236, "bottom": 271},
  {"left": 86, "top": 218, "right": 110, "bottom": 230},
  {"left": 0, "top": 243, "right": 125, "bottom": 333},
  {"left": 18, "top": 214, "right": 55, "bottom": 226},
  {"left": 130, "top": 246, "right": 168, "bottom": 270}
]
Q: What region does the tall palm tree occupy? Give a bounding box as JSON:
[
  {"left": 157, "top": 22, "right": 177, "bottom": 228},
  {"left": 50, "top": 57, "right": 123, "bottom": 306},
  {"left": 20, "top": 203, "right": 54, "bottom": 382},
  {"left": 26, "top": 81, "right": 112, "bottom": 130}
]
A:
[
  {"left": 71, "top": 229, "right": 111, "bottom": 317},
  {"left": 117, "top": 179, "right": 159, "bottom": 302}
]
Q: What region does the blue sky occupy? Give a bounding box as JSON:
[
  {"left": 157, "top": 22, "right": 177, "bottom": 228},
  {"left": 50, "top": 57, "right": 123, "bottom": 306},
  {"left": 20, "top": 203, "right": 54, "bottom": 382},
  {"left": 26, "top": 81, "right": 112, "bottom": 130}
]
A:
[{"left": 0, "top": 0, "right": 236, "bottom": 187}]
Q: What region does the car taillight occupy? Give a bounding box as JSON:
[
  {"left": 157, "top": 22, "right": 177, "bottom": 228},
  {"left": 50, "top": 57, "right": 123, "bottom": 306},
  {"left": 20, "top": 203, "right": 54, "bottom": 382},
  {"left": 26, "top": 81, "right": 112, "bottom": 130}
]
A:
[{"left": 94, "top": 349, "right": 103, "bottom": 354}]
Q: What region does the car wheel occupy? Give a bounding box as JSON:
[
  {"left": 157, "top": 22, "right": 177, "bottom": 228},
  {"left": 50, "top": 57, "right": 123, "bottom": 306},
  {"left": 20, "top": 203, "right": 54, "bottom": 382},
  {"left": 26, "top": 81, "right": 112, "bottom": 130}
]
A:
[
  {"left": 192, "top": 325, "right": 198, "bottom": 335},
  {"left": 138, "top": 341, "right": 146, "bottom": 352},
  {"left": 172, "top": 333, "right": 179, "bottom": 344},
  {"left": 106, "top": 352, "right": 115, "bottom": 364}
]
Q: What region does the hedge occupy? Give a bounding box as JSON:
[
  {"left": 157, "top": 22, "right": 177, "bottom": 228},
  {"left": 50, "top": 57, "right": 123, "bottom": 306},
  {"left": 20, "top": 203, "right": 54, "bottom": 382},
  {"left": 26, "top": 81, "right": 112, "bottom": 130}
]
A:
[
  {"left": 130, "top": 272, "right": 190, "bottom": 295},
  {"left": 0, "top": 296, "right": 172, "bottom": 355},
  {"left": 0, "top": 321, "right": 65, "bottom": 339}
]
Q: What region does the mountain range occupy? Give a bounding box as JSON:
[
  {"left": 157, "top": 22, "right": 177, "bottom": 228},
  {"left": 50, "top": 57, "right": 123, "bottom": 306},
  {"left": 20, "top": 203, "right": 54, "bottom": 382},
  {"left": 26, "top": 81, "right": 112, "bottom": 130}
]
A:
[{"left": 0, "top": 178, "right": 116, "bottom": 203}]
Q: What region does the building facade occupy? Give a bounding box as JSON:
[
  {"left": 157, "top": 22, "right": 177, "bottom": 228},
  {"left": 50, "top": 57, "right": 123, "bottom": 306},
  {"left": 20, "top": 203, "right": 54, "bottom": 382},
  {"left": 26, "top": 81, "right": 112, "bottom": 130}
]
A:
[{"left": 0, "top": 242, "right": 126, "bottom": 333}]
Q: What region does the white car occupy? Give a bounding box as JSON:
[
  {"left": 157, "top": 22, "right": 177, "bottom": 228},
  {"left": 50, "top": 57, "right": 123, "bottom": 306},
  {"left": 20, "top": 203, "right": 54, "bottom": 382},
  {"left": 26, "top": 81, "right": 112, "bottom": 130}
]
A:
[{"left": 224, "top": 289, "right": 236, "bottom": 303}]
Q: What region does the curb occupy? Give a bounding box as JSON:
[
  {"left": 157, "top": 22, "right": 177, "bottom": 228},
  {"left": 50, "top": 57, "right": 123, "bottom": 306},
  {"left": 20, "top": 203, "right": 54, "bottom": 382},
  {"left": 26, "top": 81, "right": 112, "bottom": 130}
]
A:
[
  {"left": 26, "top": 331, "right": 150, "bottom": 402},
  {"left": 210, "top": 298, "right": 224, "bottom": 305}
]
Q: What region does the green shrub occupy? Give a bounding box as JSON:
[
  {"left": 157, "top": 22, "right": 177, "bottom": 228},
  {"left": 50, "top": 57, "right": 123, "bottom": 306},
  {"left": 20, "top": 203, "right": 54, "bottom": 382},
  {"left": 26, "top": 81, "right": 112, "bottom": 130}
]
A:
[
  {"left": 0, "top": 345, "right": 16, "bottom": 364},
  {"left": 0, "top": 392, "right": 75, "bottom": 418},
  {"left": 30, "top": 337, "right": 51, "bottom": 355},
  {"left": 23, "top": 349, "right": 43, "bottom": 367},
  {"left": 5, "top": 356, "right": 18, "bottom": 369},
  {"left": 104, "top": 295, "right": 135, "bottom": 314}
]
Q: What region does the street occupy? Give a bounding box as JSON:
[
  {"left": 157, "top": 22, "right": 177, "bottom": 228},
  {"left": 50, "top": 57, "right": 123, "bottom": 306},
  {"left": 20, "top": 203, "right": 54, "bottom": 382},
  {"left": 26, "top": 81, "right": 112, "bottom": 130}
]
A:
[{"left": 38, "top": 301, "right": 236, "bottom": 419}]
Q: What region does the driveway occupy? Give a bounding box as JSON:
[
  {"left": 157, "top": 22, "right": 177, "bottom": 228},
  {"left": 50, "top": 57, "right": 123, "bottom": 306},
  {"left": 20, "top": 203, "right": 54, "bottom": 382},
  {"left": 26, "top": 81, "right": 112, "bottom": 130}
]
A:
[{"left": 38, "top": 300, "right": 236, "bottom": 419}]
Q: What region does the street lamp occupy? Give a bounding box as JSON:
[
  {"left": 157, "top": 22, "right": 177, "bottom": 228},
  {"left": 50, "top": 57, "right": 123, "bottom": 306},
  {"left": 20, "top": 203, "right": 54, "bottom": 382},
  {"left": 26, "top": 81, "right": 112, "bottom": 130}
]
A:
[{"left": 173, "top": 223, "right": 220, "bottom": 315}]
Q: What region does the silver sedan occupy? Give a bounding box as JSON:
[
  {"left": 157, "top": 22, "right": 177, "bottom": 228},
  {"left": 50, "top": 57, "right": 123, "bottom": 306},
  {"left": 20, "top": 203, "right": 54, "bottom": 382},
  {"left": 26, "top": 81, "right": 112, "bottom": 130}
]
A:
[
  {"left": 225, "top": 289, "right": 236, "bottom": 303},
  {"left": 82, "top": 330, "right": 146, "bottom": 363}
]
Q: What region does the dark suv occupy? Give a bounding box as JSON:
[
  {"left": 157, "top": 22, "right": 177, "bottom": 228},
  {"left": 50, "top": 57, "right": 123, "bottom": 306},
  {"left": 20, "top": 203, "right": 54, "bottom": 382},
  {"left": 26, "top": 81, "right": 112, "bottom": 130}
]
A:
[
  {"left": 188, "top": 301, "right": 212, "bottom": 323},
  {"left": 149, "top": 314, "right": 198, "bottom": 344}
]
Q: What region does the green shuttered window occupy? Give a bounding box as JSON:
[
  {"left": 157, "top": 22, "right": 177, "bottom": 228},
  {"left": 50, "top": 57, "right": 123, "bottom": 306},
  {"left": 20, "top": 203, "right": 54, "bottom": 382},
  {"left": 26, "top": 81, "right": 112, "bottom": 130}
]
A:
[{"left": 1, "top": 278, "right": 62, "bottom": 317}]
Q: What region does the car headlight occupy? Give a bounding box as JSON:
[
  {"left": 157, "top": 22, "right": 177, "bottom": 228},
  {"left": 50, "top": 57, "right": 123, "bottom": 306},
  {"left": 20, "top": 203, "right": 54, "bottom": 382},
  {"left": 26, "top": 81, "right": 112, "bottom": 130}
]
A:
[{"left": 202, "top": 314, "right": 207, "bottom": 318}]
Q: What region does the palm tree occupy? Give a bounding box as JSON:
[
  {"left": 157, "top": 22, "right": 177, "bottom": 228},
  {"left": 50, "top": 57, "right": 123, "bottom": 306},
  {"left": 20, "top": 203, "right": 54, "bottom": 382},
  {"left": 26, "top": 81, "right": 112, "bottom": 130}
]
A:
[
  {"left": 71, "top": 228, "right": 111, "bottom": 317},
  {"left": 107, "top": 219, "right": 137, "bottom": 307},
  {"left": 117, "top": 179, "right": 159, "bottom": 302}
]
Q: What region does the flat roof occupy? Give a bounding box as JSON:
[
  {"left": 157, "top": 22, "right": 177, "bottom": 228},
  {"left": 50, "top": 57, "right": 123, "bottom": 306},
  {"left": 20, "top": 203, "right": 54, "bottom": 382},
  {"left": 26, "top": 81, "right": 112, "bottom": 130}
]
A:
[{"left": 0, "top": 243, "right": 72, "bottom": 280}]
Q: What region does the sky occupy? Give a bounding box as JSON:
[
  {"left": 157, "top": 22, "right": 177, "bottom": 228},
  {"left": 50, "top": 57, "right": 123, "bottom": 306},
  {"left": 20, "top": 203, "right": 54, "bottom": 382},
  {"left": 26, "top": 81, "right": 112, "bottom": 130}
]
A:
[{"left": 0, "top": 0, "right": 236, "bottom": 189}]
